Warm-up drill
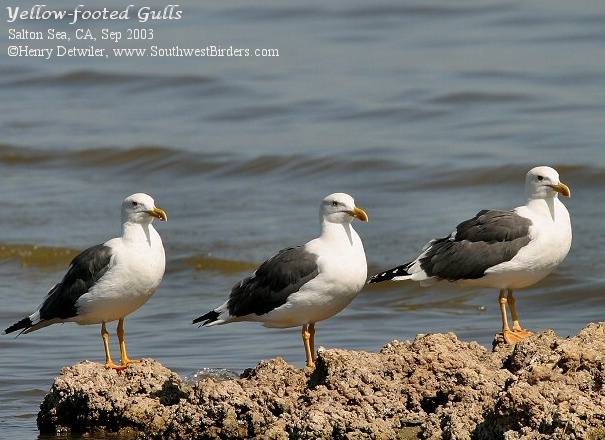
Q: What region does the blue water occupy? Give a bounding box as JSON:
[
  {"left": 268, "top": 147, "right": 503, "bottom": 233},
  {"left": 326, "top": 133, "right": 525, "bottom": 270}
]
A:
[{"left": 2, "top": 1, "right": 605, "bottom": 438}]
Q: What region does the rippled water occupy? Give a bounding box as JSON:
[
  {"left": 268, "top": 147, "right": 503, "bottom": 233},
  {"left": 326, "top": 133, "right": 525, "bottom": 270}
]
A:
[{"left": 2, "top": 1, "right": 605, "bottom": 438}]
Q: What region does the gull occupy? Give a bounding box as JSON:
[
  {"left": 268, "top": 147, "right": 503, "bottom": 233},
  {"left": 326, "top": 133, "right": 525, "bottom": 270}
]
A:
[
  {"left": 369, "top": 166, "right": 572, "bottom": 344},
  {"left": 5, "top": 193, "right": 167, "bottom": 369},
  {"left": 193, "top": 193, "right": 368, "bottom": 368}
]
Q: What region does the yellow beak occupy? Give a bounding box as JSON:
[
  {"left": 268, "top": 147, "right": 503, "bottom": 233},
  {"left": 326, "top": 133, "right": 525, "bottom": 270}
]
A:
[
  {"left": 551, "top": 182, "right": 571, "bottom": 198},
  {"left": 148, "top": 206, "right": 168, "bottom": 221},
  {"left": 349, "top": 206, "right": 369, "bottom": 222}
]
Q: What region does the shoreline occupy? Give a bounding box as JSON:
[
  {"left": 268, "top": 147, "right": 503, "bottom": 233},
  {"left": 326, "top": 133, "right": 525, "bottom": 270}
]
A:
[{"left": 38, "top": 323, "right": 605, "bottom": 439}]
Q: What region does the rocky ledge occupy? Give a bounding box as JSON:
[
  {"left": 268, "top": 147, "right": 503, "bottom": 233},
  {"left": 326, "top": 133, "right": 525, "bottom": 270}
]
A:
[{"left": 38, "top": 323, "right": 605, "bottom": 439}]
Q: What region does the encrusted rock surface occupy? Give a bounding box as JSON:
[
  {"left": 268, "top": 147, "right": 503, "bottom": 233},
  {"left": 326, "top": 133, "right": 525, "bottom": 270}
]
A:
[{"left": 38, "top": 323, "right": 605, "bottom": 439}]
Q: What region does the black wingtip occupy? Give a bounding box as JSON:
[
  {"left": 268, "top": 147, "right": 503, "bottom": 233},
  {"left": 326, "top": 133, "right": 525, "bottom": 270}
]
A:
[
  {"left": 192, "top": 310, "right": 219, "bottom": 326},
  {"left": 4, "top": 317, "right": 32, "bottom": 336},
  {"left": 367, "top": 265, "right": 411, "bottom": 284}
]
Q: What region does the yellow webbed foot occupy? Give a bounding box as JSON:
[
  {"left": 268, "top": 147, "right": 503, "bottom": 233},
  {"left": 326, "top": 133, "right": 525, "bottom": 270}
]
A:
[
  {"left": 502, "top": 329, "right": 533, "bottom": 344},
  {"left": 105, "top": 360, "right": 128, "bottom": 371},
  {"left": 121, "top": 357, "right": 141, "bottom": 367}
]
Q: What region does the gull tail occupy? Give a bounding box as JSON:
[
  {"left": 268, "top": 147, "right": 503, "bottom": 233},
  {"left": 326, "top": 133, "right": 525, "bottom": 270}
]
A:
[
  {"left": 4, "top": 316, "right": 33, "bottom": 336},
  {"left": 192, "top": 310, "right": 220, "bottom": 326},
  {"left": 368, "top": 264, "right": 412, "bottom": 283},
  {"left": 4, "top": 310, "right": 54, "bottom": 336}
]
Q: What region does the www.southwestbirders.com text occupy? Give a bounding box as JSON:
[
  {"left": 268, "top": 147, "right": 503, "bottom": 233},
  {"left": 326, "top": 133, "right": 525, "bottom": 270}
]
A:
[{"left": 7, "top": 45, "right": 280, "bottom": 59}]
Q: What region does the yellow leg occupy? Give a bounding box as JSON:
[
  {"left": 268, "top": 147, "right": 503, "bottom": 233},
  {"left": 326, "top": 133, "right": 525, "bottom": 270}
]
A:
[
  {"left": 499, "top": 289, "right": 532, "bottom": 344},
  {"left": 499, "top": 289, "right": 511, "bottom": 333},
  {"left": 102, "top": 322, "right": 125, "bottom": 370},
  {"left": 507, "top": 290, "right": 532, "bottom": 339},
  {"left": 117, "top": 318, "right": 140, "bottom": 367},
  {"left": 308, "top": 322, "right": 316, "bottom": 364},
  {"left": 302, "top": 324, "right": 315, "bottom": 368}
]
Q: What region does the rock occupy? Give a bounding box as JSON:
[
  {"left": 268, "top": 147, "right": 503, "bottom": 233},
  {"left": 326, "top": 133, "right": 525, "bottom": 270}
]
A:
[
  {"left": 37, "top": 324, "right": 605, "bottom": 439},
  {"left": 37, "top": 358, "right": 190, "bottom": 436}
]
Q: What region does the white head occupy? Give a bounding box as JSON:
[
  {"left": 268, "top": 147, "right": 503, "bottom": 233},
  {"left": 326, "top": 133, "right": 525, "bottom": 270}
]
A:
[
  {"left": 320, "top": 193, "right": 368, "bottom": 225},
  {"left": 525, "top": 166, "right": 571, "bottom": 201},
  {"left": 121, "top": 193, "right": 168, "bottom": 225}
]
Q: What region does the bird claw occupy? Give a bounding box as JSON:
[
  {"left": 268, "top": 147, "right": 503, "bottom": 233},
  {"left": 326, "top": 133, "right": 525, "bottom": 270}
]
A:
[
  {"left": 502, "top": 329, "right": 533, "bottom": 344},
  {"left": 105, "top": 361, "right": 128, "bottom": 371},
  {"left": 120, "top": 358, "right": 141, "bottom": 367}
]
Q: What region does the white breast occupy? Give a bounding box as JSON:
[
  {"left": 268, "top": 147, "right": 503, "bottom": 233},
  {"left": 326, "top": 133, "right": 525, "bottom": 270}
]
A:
[{"left": 75, "top": 227, "right": 165, "bottom": 325}]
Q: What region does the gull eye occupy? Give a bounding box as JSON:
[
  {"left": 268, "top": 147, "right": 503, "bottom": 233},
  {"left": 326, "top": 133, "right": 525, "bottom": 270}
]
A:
[
  {"left": 331, "top": 200, "right": 339, "bottom": 207},
  {"left": 132, "top": 201, "right": 138, "bottom": 206},
  {"left": 537, "top": 175, "right": 544, "bottom": 181}
]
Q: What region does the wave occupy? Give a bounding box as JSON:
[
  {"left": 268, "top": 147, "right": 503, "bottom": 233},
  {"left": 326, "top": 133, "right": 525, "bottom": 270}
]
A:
[
  {"left": 0, "top": 144, "right": 602, "bottom": 189},
  {"left": 219, "top": 3, "right": 508, "bottom": 21},
  {"left": 0, "top": 144, "right": 400, "bottom": 179},
  {"left": 0, "top": 244, "right": 79, "bottom": 269},
  {"left": 402, "top": 163, "right": 603, "bottom": 191},
  {"left": 0, "top": 242, "right": 257, "bottom": 275},
  {"left": 4, "top": 69, "right": 217, "bottom": 89},
  {"left": 0, "top": 144, "right": 232, "bottom": 176},
  {"left": 184, "top": 255, "right": 257, "bottom": 274}
]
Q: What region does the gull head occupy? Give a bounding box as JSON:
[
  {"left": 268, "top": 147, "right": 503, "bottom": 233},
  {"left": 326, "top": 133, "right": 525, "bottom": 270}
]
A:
[
  {"left": 320, "top": 192, "right": 368, "bottom": 225},
  {"left": 525, "top": 166, "right": 571, "bottom": 200},
  {"left": 122, "top": 193, "right": 168, "bottom": 224}
]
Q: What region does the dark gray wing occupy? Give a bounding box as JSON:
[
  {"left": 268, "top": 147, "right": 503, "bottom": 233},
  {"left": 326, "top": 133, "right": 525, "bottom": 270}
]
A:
[
  {"left": 5, "top": 244, "right": 113, "bottom": 334},
  {"left": 417, "top": 209, "right": 532, "bottom": 280},
  {"left": 40, "top": 243, "right": 113, "bottom": 320},
  {"left": 227, "top": 246, "right": 319, "bottom": 317}
]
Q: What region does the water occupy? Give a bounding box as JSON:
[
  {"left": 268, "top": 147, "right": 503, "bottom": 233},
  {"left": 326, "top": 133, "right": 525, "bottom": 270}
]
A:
[{"left": 2, "top": 1, "right": 605, "bottom": 438}]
